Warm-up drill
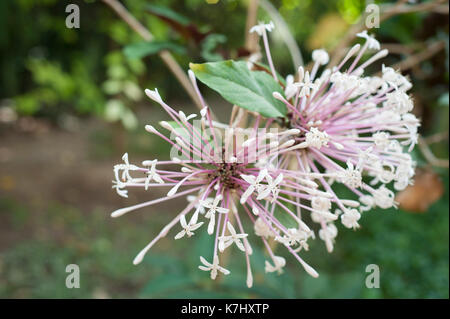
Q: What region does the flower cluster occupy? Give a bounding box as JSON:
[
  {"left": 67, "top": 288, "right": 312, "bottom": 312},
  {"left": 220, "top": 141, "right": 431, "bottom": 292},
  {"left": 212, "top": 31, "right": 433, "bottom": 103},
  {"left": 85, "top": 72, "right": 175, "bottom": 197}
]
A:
[
  {"left": 111, "top": 22, "right": 419, "bottom": 286},
  {"left": 269, "top": 26, "right": 419, "bottom": 252}
]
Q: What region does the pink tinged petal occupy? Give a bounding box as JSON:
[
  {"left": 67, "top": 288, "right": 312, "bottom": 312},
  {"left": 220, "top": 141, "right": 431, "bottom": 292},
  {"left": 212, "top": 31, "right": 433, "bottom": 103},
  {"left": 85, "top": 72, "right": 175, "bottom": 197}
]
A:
[
  {"left": 218, "top": 240, "right": 226, "bottom": 252},
  {"left": 240, "top": 186, "right": 254, "bottom": 204},
  {"left": 257, "top": 187, "right": 271, "bottom": 200},
  {"left": 241, "top": 174, "right": 256, "bottom": 184},
  {"left": 200, "top": 256, "right": 210, "bottom": 266},
  {"left": 190, "top": 211, "right": 199, "bottom": 225},
  {"left": 216, "top": 207, "right": 230, "bottom": 214},
  {"left": 227, "top": 222, "right": 237, "bottom": 236},
  {"left": 256, "top": 170, "right": 267, "bottom": 183},
  {"left": 180, "top": 215, "right": 187, "bottom": 228},
  {"left": 207, "top": 215, "right": 215, "bottom": 235},
  {"left": 174, "top": 230, "right": 186, "bottom": 240},
  {"left": 317, "top": 211, "right": 338, "bottom": 221},
  {"left": 235, "top": 240, "right": 246, "bottom": 252},
  {"left": 190, "top": 222, "right": 203, "bottom": 231},
  {"left": 219, "top": 267, "right": 230, "bottom": 275},
  {"left": 198, "top": 266, "right": 210, "bottom": 272},
  {"left": 154, "top": 174, "right": 164, "bottom": 184},
  {"left": 274, "top": 173, "right": 284, "bottom": 185},
  {"left": 244, "top": 239, "right": 253, "bottom": 255}
]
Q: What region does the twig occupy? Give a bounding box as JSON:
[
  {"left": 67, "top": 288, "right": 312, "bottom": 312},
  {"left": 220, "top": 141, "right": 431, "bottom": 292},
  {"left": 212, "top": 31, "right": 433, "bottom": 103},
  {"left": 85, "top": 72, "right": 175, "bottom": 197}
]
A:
[
  {"left": 102, "top": 0, "right": 204, "bottom": 111},
  {"left": 424, "top": 131, "right": 449, "bottom": 144},
  {"left": 418, "top": 136, "right": 449, "bottom": 168},
  {"left": 388, "top": 41, "right": 445, "bottom": 72},
  {"left": 244, "top": 0, "right": 260, "bottom": 53},
  {"left": 329, "top": 0, "right": 448, "bottom": 67}
]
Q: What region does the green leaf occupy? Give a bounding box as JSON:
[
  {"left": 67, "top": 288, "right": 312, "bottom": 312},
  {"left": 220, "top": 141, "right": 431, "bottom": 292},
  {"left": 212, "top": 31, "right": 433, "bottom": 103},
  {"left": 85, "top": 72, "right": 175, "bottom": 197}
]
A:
[
  {"left": 190, "top": 60, "right": 287, "bottom": 118},
  {"left": 146, "top": 4, "right": 190, "bottom": 26},
  {"left": 123, "top": 41, "right": 186, "bottom": 59}
]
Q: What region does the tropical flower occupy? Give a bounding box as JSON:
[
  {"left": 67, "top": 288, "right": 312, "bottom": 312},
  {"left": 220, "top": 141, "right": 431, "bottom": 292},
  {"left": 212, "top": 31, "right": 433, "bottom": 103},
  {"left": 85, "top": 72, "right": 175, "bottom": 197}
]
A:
[{"left": 110, "top": 22, "right": 419, "bottom": 286}]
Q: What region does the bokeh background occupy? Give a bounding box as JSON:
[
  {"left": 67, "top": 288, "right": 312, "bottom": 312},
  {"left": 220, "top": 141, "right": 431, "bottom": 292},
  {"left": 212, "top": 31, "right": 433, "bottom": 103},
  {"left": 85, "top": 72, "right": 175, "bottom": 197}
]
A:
[{"left": 0, "top": 0, "right": 448, "bottom": 298}]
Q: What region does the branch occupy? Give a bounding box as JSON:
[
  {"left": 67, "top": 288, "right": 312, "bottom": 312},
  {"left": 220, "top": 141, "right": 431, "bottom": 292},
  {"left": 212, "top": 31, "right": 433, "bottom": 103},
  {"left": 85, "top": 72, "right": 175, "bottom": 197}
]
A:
[
  {"left": 418, "top": 136, "right": 449, "bottom": 168},
  {"left": 102, "top": 0, "right": 204, "bottom": 111},
  {"left": 388, "top": 41, "right": 445, "bottom": 72},
  {"left": 244, "top": 0, "right": 260, "bottom": 52},
  {"left": 329, "top": 0, "right": 448, "bottom": 67}
]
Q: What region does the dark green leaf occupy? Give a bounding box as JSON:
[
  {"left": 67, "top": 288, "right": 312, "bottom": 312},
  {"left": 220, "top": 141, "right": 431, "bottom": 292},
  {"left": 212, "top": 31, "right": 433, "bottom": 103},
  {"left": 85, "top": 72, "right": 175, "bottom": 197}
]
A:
[
  {"left": 146, "top": 4, "right": 190, "bottom": 26},
  {"left": 190, "top": 60, "right": 287, "bottom": 118}
]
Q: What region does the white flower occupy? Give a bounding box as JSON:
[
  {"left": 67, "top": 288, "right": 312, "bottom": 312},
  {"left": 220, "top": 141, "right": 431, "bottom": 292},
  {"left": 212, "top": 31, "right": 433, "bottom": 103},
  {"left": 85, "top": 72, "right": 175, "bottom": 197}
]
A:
[
  {"left": 304, "top": 127, "right": 329, "bottom": 149},
  {"left": 312, "top": 49, "right": 329, "bottom": 65},
  {"left": 275, "top": 228, "right": 312, "bottom": 251},
  {"left": 340, "top": 208, "right": 361, "bottom": 229},
  {"left": 178, "top": 110, "right": 197, "bottom": 123},
  {"left": 359, "top": 195, "right": 375, "bottom": 212},
  {"left": 373, "top": 185, "right": 397, "bottom": 209},
  {"left": 284, "top": 74, "right": 301, "bottom": 100},
  {"left": 257, "top": 173, "right": 284, "bottom": 203},
  {"left": 298, "top": 71, "right": 316, "bottom": 97},
  {"left": 142, "top": 159, "right": 164, "bottom": 190},
  {"left": 394, "top": 159, "right": 415, "bottom": 191},
  {"left": 115, "top": 153, "right": 139, "bottom": 182},
  {"left": 369, "top": 161, "right": 395, "bottom": 185},
  {"left": 240, "top": 169, "right": 267, "bottom": 204},
  {"left": 200, "top": 195, "right": 229, "bottom": 234},
  {"left": 339, "top": 161, "right": 362, "bottom": 189},
  {"left": 112, "top": 181, "right": 128, "bottom": 198},
  {"left": 187, "top": 195, "right": 213, "bottom": 214},
  {"left": 311, "top": 196, "right": 337, "bottom": 221},
  {"left": 385, "top": 90, "right": 413, "bottom": 115},
  {"left": 382, "top": 65, "right": 412, "bottom": 91},
  {"left": 218, "top": 222, "right": 248, "bottom": 252},
  {"left": 373, "top": 131, "right": 391, "bottom": 150},
  {"left": 145, "top": 88, "right": 163, "bottom": 104},
  {"left": 356, "top": 30, "right": 380, "bottom": 50},
  {"left": 311, "top": 197, "right": 332, "bottom": 212},
  {"left": 174, "top": 211, "right": 203, "bottom": 239},
  {"left": 254, "top": 217, "right": 275, "bottom": 238},
  {"left": 249, "top": 21, "right": 275, "bottom": 36},
  {"left": 330, "top": 72, "right": 360, "bottom": 92},
  {"left": 112, "top": 153, "right": 140, "bottom": 197},
  {"left": 198, "top": 255, "right": 230, "bottom": 280},
  {"left": 357, "top": 146, "right": 378, "bottom": 169},
  {"left": 265, "top": 256, "right": 286, "bottom": 274},
  {"left": 319, "top": 223, "right": 338, "bottom": 252}
]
